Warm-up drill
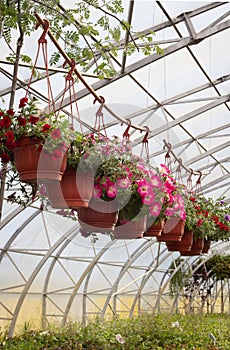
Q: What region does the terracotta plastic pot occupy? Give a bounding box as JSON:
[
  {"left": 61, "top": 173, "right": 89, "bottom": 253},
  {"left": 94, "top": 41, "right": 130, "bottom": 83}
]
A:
[
  {"left": 166, "top": 229, "right": 193, "bottom": 252},
  {"left": 13, "top": 136, "right": 67, "bottom": 184},
  {"left": 202, "top": 238, "right": 211, "bottom": 254},
  {"left": 46, "top": 168, "right": 94, "bottom": 209},
  {"left": 113, "top": 215, "right": 147, "bottom": 239},
  {"left": 157, "top": 218, "right": 185, "bottom": 242},
  {"left": 78, "top": 199, "right": 118, "bottom": 234},
  {"left": 180, "top": 237, "right": 204, "bottom": 256},
  {"left": 144, "top": 219, "right": 165, "bottom": 237}
]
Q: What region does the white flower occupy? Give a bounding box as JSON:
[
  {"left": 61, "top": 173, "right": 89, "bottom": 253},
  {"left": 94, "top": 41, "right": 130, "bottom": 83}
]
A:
[{"left": 115, "top": 333, "right": 125, "bottom": 344}]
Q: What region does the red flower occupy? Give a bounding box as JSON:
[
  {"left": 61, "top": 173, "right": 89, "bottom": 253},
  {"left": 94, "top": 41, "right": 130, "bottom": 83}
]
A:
[
  {"left": 190, "top": 197, "right": 196, "bottom": 202},
  {"left": 58, "top": 142, "right": 67, "bottom": 150},
  {"left": 42, "top": 124, "right": 51, "bottom": 132},
  {"left": 29, "top": 115, "right": 39, "bottom": 124},
  {"left": 5, "top": 131, "right": 15, "bottom": 142},
  {"left": 202, "top": 209, "right": 209, "bottom": 218},
  {"left": 52, "top": 149, "right": 62, "bottom": 159},
  {"left": 37, "top": 144, "right": 43, "bottom": 153},
  {"left": 51, "top": 128, "right": 61, "bottom": 140},
  {"left": 0, "top": 116, "right": 12, "bottom": 128},
  {"left": 6, "top": 109, "right": 14, "bottom": 116},
  {"left": 196, "top": 218, "right": 203, "bottom": 227},
  {"left": 17, "top": 116, "right": 27, "bottom": 126},
  {"left": 217, "top": 222, "right": 229, "bottom": 232},
  {"left": 5, "top": 141, "right": 19, "bottom": 150},
  {"left": 212, "top": 215, "right": 219, "bottom": 224},
  {"left": 0, "top": 112, "right": 4, "bottom": 117},
  {"left": 0, "top": 153, "right": 10, "bottom": 163},
  {"left": 19, "top": 97, "right": 28, "bottom": 108}
]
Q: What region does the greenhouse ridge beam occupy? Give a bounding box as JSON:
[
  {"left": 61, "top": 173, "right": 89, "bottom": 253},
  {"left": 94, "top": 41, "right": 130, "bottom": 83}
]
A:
[{"left": 56, "top": 19, "right": 230, "bottom": 110}]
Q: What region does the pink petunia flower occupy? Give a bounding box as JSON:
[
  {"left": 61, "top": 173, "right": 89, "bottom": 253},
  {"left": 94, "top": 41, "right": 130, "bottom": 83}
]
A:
[
  {"left": 92, "top": 184, "right": 102, "bottom": 199},
  {"left": 149, "top": 202, "right": 162, "bottom": 216},
  {"left": 106, "top": 182, "right": 117, "bottom": 198},
  {"left": 117, "top": 177, "right": 131, "bottom": 189},
  {"left": 142, "top": 191, "right": 155, "bottom": 205}
]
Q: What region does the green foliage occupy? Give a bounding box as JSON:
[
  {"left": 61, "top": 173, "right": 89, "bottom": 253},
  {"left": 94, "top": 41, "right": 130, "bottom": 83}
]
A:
[
  {"left": 206, "top": 255, "right": 230, "bottom": 280},
  {"left": 0, "top": 314, "right": 230, "bottom": 349},
  {"left": 0, "top": 0, "right": 163, "bottom": 79},
  {"left": 169, "top": 257, "right": 191, "bottom": 297}
]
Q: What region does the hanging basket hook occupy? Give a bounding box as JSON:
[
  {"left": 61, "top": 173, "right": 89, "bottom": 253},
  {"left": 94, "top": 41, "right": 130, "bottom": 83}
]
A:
[
  {"left": 63, "top": 59, "right": 76, "bottom": 82},
  {"left": 122, "top": 119, "right": 132, "bottom": 140},
  {"left": 141, "top": 126, "right": 149, "bottom": 144},
  {"left": 35, "top": 19, "right": 50, "bottom": 44}
]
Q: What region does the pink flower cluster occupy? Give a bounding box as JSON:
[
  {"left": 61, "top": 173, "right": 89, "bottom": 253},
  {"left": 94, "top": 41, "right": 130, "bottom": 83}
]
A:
[{"left": 92, "top": 143, "right": 186, "bottom": 221}]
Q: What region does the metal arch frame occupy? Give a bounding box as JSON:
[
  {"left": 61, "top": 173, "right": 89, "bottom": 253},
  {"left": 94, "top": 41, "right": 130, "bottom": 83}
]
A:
[
  {"left": 165, "top": 241, "right": 230, "bottom": 313},
  {"left": 61, "top": 239, "right": 116, "bottom": 326},
  {"left": 0, "top": 209, "right": 41, "bottom": 263},
  {"left": 128, "top": 245, "right": 178, "bottom": 317},
  {"left": 99, "top": 239, "right": 157, "bottom": 318},
  {"left": 7, "top": 225, "right": 78, "bottom": 337},
  {"left": 41, "top": 228, "right": 80, "bottom": 327}
]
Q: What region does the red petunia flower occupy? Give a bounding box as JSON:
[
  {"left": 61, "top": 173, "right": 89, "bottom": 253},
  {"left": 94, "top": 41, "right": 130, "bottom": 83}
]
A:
[
  {"left": 0, "top": 116, "right": 12, "bottom": 128},
  {"left": 19, "top": 97, "right": 28, "bottom": 108},
  {"left": 17, "top": 116, "right": 27, "bottom": 126},
  {"left": 5, "top": 131, "right": 15, "bottom": 142},
  {"left": 0, "top": 153, "right": 10, "bottom": 163},
  {"left": 6, "top": 109, "right": 14, "bottom": 116},
  {"left": 42, "top": 123, "right": 51, "bottom": 132},
  {"left": 5, "top": 141, "right": 19, "bottom": 150},
  {"left": 29, "top": 115, "right": 39, "bottom": 124},
  {"left": 196, "top": 218, "right": 203, "bottom": 227},
  {"left": 51, "top": 128, "right": 61, "bottom": 140},
  {"left": 52, "top": 149, "right": 62, "bottom": 159}
]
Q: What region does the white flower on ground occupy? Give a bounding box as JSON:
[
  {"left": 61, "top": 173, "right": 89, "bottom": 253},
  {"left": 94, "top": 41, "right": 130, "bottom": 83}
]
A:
[{"left": 115, "top": 333, "right": 125, "bottom": 344}]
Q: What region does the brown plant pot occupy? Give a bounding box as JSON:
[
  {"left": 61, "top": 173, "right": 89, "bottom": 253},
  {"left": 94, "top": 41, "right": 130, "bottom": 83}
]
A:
[
  {"left": 113, "top": 215, "right": 147, "bottom": 239},
  {"left": 13, "top": 136, "right": 67, "bottom": 184},
  {"left": 166, "top": 229, "right": 193, "bottom": 252},
  {"left": 180, "top": 237, "right": 204, "bottom": 256},
  {"left": 157, "top": 218, "right": 185, "bottom": 242},
  {"left": 77, "top": 199, "right": 118, "bottom": 234},
  {"left": 202, "top": 238, "right": 211, "bottom": 254},
  {"left": 46, "top": 168, "right": 94, "bottom": 209},
  {"left": 144, "top": 219, "right": 165, "bottom": 237}
]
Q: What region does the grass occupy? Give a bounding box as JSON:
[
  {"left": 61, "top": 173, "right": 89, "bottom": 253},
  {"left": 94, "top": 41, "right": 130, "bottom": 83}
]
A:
[{"left": 0, "top": 313, "right": 229, "bottom": 349}]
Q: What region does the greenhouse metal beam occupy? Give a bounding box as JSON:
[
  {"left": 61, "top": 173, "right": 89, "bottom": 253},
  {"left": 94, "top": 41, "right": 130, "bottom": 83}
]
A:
[
  {"left": 52, "top": 19, "right": 230, "bottom": 110},
  {"left": 134, "top": 94, "right": 230, "bottom": 142},
  {"left": 100, "top": 240, "right": 156, "bottom": 317},
  {"left": 8, "top": 225, "right": 78, "bottom": 337}
]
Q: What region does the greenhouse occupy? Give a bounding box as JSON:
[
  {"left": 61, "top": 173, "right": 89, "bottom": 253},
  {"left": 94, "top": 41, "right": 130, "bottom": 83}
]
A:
[{"left": 0, "top": 1, "right": 229, "bottom": 348}]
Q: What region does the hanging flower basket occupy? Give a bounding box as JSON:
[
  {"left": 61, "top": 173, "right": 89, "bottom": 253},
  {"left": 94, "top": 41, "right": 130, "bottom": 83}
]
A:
[
  {"left": 180, "top": 237, "right": 204, "bottom": 256},
  {"left": 166, "top": 229, "right": 193, "bottom": 252},
  {"left": 46, "top": 167, "right": 94, "bottom": 209},
  {"left": 144, "top": 219, "right": 165, "bottom": 237},
  {"left": 77, "top": 199, "right": 118, "bottom": 234},
  {"left": 13, "top": 135, "right": 67, "bottom": 184},
  {"left": 113, "top": 215, "right": 147, "bottom": 239},
  {"left": 157, "top": 218, "right": 185, "bottom": 242}
]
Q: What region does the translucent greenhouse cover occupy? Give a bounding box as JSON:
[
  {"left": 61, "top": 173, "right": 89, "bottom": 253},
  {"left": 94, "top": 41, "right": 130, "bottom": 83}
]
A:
[{"left": 0, "top": 0, "right": 229, "bottom": 334}]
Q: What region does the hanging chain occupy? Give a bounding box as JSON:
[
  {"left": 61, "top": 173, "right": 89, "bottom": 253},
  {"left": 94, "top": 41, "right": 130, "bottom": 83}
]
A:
[
  {"left": 140, "top": 126, "right": 150, "bottom": 163},
  {"left": 93, "top": 96, "right": 107, "bottom": 137},
  {"left": 57, "top": 59, "right": 83, "bottom": 133},
  {"left": 26, "top": 20, "right": 55, "bottom": 115}
]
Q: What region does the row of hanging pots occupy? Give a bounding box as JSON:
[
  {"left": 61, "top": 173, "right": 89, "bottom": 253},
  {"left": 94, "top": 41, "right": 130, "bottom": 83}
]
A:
[
  {"left": 13, "top": 141, "right": 212, "bottom": 251},
  {"left": 147, "top": 218, "right": 211, "bottom": 255},
  {"left": 77, "top": 198, "right": 147, "bottom": 239}
]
